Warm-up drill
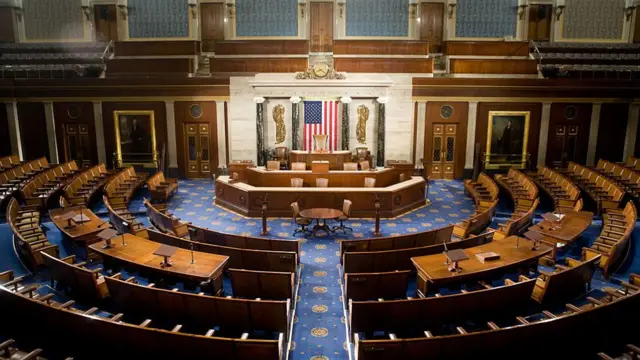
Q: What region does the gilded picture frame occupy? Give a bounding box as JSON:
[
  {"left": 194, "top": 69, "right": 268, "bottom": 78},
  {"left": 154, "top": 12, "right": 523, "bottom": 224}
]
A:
[
  {"left": 113, "top": 110, "right": 158, "bottom": 167},
  {"left": 485, "top": 111, "right": 530, "bottom": 169}
]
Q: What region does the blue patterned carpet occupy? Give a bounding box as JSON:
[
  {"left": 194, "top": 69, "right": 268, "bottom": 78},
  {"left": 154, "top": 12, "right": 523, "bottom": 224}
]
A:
[{"left": 0, "top": 179, "right": 638, "bottom": 360}]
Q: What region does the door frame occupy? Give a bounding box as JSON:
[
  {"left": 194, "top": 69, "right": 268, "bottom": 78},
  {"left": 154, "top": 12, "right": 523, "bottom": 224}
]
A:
[
  {"left": 420, "top": 2, "right": 445, "bottom": 53},
  {"left": 423, "top": 102, "right": 468, "bottom": 179},
  {"left": 175, "top": 102, "right": 219, "bottom": 179},
  {"left": 309, "top": 1, "right": 334, "bottom": 53}
]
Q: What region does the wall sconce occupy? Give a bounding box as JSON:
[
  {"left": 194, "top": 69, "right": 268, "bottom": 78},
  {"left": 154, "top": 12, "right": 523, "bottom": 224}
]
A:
[
  {"left": 226, "top": 3, "right": 235, "bottom": 19},
  {"left": 299, "top": 3, "right": 306, "bottom": 18},
  {"left": 188, "top": 1, "right": 197, "bottom": 20},
  {"left": 338, "top": 3, "right": 345, "bottom": 18},
  {"left": 81, "top": 5, "right": 91, "bottom": 21},
  {"left": 554, "top": 5, "right": 564, "bottom": 20},
  {"left": 447, "top": 3, "right": 456, "bottom": 19},
  {"left": 518, "top": 4, "right": 528, "bottom": 19},
  {"left": 117, "top": 4, "right": 128, "bottom": 20},
  {"left": 625, "top": 5, "right": 637, "bottom": 21},
  {"left": 409, "top": 3, "right": 418, "bottom": 19},
  {"left": 12, "top": 6, "right": 22, "bottom": 21}
]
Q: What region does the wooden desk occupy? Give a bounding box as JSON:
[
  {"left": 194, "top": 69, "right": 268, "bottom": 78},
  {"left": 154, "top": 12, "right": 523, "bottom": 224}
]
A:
[
  {"left": 291, "top": 150, "right": 352, "bottom": 170},
  {"left": 89, "top": 234, "right": 228, "bottom": 294},
  {"left": 528, "top": 210, "right": 593, "bottom": 246},
  {"left": 246, "top": 167, "right": 394, "bottom": 187},
  {"left": 227, "top": 162, "right": 255, "bottom": 182},
  {"left": 411, "top": 236, "right": 552, "bottom": 297},
  {"left": 299, "top": 208, "right": 343, "bottom": 237},
  {"left": 50, "top": 206, "right": 109, "bottom": 246}
]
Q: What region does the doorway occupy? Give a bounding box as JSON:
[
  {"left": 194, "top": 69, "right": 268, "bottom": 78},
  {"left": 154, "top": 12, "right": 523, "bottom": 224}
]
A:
[
  {"left": 310, "top": 2, "right": 334, "bottom": 53},
  {"left": 527, "top": 5, "right": 552, "bottom": 41},
  {"left": 94, "top": 5, "right": 118, "bottom": 42},
  {"left": 420, "top": 3, "right": 444, "bottom": 53},
  {"left": 429, "top": 123, "right": 457, "bottom": 179},
  {"left": 200, "top": 3, "right": 225, "bottom": 53},
  {"left": 61, "top": 123, "right": 93, "bottom": 168},
  {"left": 184, "top": 123, "right": 212, "bottom": 178},
  {"left": 547, "top": 124, "right": 584, "bottom": 168}
]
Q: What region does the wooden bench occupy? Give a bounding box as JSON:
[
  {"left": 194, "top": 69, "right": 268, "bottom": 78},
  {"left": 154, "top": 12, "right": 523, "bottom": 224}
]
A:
[
  {"left": 104, "top": 273, "right": 291, "bottom": 337},
  {"left": 562, "top": 162, "right": 625, "bottom": 214},
  {"left": 147, "top": 228, "right": 298, "bottom": 273},
  {"left": 526, "top": 165, "right": 582, "bottom": 212},
  {"left": 146, "top": 171, "right": 178, "bottom": 202},
  {"left": 103, "top": 167, "right": 148, "bottom": 203},
  {"left": 453, "top": 200, "right": 497, "bottom": 239},
  {"left": 62, "top": 163, "right": 111, "bottom": 205},
  {"left": 495, "top": 168, "right": 538, "bottom": 208},
  {"left": 345, "top": 270, "right": 411, "bottom": 301},
  {"left": 7, "top": 198, "right": 58, "bottom": 268},
  {"left": 0, "top": 283, "right": 284, "bottom": 359},
  {"left": 41, "top": 252, "right": 108, "bottom": 300},
  {"left": 20, "top": 161, "right": 78, "bottom": 209},
  {"left": 0, "top": 154, "right": 21, "bottom": 170},
  {"left": 593, "top": 158, "right": 640, "bottom": 199},
  {"left": 103, "top": 195, "right": 147, "bottom": 237},
  {"left": 342, "top": 231, "right": 494, "bottom": 273},
  {"left": 464, "top": 173, "right": 499, "bottom": 204},
  {"left": 229, "top": 269, "right": 295, "bottom": 301},
  {"left": 339, "top": 225, "right": 454, "bottom": 260},
  {"left": 624, "top": 156, "right": 640, "bottom": 171},
  {"left": 531, "top": 255, "right": 601, "bottom": 304},
  {"left": 582, "top": 201, "right": 636, "bottom": 277},
  {"left": 144, "top": 199, "right": 190, "bottom": 238},
  {"left": 493, "top": 198, "right": 539, "bottom": 240}
]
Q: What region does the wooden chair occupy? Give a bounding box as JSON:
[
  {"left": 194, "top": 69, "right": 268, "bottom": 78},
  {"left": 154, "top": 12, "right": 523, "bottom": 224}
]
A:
[
  {"left": 344, "top": 162, "right": 358, "bottom": 171},
  {"left": 274, "top": 146, "right": 289, "bottom": 169},
  {"left": 229, "top": 269, "right": 295, "bottom": 301},
  {"left": 146, "top": 171, "right": 178, "bottom": 202},
  {"left": 316, "top": 178, "right": 329, "bottom": 187},
  {"left": 291, "top": 202, "right": 310, "bottom": 236},
  {"left": 360, "top": 161, "right": 371, "bottom": 171},
  {"left": 333, "top": 199, "right": 352, "bottom": 233},
  {"left": 531, "top": 255, "right": 601, "bottom": 304},
  {"left": 266, "top": 160, "right": 280, "bottom": 171},
  {"left": 364, "top": 177, "right": 376, "bottom": 188},
  {"left": 291, "top": 162, "right": 306, "bottom": 171},
  {"left": 290, "top": 178, "right": 303, "bottom": 188},
  {"left": 345, "top": 270, "right": 411, "bottom": 301},
  {"left": 41, "top": 252, "right": 108, "bottom": 300}
]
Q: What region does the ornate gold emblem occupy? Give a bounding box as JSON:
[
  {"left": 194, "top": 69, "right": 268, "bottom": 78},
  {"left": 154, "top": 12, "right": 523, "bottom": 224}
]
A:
[
  {"left": 272, "top": 105, "right": 286, "bottom": 144},
  {"left": 356, "top": 105, "right": 369, "bottom": 144},
  {"left": 296, "top": 63, "right": 346, "bottom": 80}
]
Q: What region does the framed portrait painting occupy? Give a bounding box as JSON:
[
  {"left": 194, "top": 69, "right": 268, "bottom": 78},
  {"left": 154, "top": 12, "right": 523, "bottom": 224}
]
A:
[
  {"left": 113, "top": 110, "right": 157, "bottom": 167},
  {"left": 485, "top": 111, "right": 530, "bottom": 169}
]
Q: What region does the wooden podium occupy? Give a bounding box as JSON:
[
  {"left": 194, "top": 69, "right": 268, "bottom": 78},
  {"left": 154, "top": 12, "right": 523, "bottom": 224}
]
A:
[{"left": 311, "top": 161, "right": 330, "bottom": 174}]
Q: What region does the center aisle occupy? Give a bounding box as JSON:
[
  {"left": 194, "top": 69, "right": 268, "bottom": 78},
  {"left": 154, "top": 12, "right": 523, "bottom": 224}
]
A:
[{"left": 167, "top": 179, "right": 476, "bottom": 360}]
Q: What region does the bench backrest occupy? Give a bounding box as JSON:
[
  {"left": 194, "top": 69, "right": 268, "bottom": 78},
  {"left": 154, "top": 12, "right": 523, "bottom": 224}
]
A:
[{"left": 229, "top": 269, "right": 295, "bottom": 300}]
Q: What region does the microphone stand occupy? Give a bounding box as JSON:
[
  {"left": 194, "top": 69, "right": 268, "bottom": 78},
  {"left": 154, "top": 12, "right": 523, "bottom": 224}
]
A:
[{"left": 190, "top": 242, "right": 196, "bottom": 264}]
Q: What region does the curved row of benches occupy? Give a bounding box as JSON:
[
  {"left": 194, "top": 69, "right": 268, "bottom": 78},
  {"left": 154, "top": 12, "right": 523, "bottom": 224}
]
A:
[
  {"left": 7, "top": 198, "right": 59, "bottom": 268},
  {"left": 62, "top": 164, "right": 111, "bottom": 206},
  {"left": 453, "top": 173, "right": 499, "bottom": 239},
  {"left": 527, "top": 165, "right": 582, "bottom": 212},
  {"left": 562, "top": 162, "right": 625, "bottom": 214},
  {"left": 20, "top": 161, "right": 79, "bottom": 209}
]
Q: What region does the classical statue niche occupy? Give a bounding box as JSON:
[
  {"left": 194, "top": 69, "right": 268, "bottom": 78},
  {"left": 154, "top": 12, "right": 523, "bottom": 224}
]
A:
[
  {"left": 273, "top": 104, "right": 286, "bottom": 144},
  {"left": 356, "top": 105, "right": 369, "bottom": 144}
]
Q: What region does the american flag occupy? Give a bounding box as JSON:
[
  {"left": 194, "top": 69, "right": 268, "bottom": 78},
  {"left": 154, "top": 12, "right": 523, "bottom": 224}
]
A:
[{"left": 303, "top": 100, "right": 339, "bottom": 151}]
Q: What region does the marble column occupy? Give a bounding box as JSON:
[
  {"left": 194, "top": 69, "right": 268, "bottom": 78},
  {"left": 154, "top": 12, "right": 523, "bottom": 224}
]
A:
[
  {"left": 93, "top": 101, "right": 107, "bottom": 164},
  {"left": 215, "top": 101, "right": 228, "bottom": 169},
  {"left": 376, "top": 97, "right": 389, "bottom": 167},
  {"left": 586, "top": 103, "right": 602, "bottom": 166},
  {"left": 290, "top": 96, "right": 301, "bottom": 150},
  {"left": 43, "top": 102, "right": 59, "bottom": 164},
  {"left": 340, "top": 96, "right": 352, "bottom": 151},
  {"left": 5, "top": 102, "right": 23, "bottom": 160},
  {"left": 537, "top": 102, "right": 552, "bottom": 167},
  {"left": 254, "top": 97, "right": 266, "bottom": 166},
  {"left": 624, "top": 103, "right": 640, "bottom": 159},
  {"left": 415, "top": 101, "right": 426, "bottom": 164},
  {"left": 165, "top": 101, "right": 178, "bottom": 175},
  {"left": 464, "top": 101, "right": 478, "bottom": 170}
]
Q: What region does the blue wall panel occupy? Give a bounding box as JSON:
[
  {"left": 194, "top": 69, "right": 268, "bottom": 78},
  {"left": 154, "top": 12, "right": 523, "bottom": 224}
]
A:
[
  {"left": 236, "top": 0, "right": 299, "bottom": 37},
  {"left": 456, "top": 0, "right": 518, "bottom": 38},
  {"left": 128, "top": 0, "right": 189, "bottom": 38},
  {"left": 346, "top": 0, "right": 409, "bottom": 37}
]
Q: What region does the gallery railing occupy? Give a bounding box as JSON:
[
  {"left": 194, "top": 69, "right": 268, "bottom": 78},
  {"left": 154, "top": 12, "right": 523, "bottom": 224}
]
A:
[{"left": 482, "top": 153, "right": 531, "bottom": 171}]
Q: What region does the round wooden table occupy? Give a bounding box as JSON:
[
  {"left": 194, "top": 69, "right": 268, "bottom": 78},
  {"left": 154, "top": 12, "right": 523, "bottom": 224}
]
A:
[{"left": 299, "top": 208, "right": 344, "bottom": 237}]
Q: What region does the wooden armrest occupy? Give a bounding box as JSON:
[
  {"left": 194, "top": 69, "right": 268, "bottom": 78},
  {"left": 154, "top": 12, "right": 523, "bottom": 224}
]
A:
[
  {"left": 110, "top": 313, "right": 124, "bottom": 322},
  {"left": 626, "top": 344, "right": 640, "bottom": 354}
]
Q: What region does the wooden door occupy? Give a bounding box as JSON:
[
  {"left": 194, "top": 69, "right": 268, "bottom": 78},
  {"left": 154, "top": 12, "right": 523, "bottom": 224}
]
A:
[
  {"left": 184, "top": 123, "right": 212, "bottom": 178},
  {"left": 420, "top": 3, "right": 444, "bottom": 53},
  {"left": 62, "top": 123, "right": 93, "bottom": 167},
  {"left": 527, "top": 5, "right": 551, "bottom": 41},
  {"left": 94, "top": 5, "right": 118, "bottom": 42},
  {"left": 310, "top": 2, "right": 334, "bottom": 53},
  {"left": 201, "top": 3, "right": 225, "bottom": 53},
  {"left": 547, "top": 124, "right": 584, "bottom": 168},
  {"left": 430, "top": 123, "right": 457, "bottom": 179}
]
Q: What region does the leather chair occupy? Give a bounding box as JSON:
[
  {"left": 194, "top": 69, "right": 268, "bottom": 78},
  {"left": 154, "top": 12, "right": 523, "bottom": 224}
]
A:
[
  {"left": 399, "top": 173, "right": 406, "bottom": 182},
  {"left": 316, "top": 178, "right": 329, "bottom": 188},
  {"left": 291, "top": 202, "right": 311, "bottom": 236},
  {"left": 343, "top": 162, "right": 358, "bottom": 171},
  {"left": 291, "top": 178, "right": 303, "bottom": 187},
  {"left": 364, "top": 177, "right": 376, "bottom": 188},
  {"left": 274, "top": 146, "right": 289, "bottom": 169},
  {"left": 292, "top": 162, "right": 306, "bottom": 171},
  {"left": 333, "top": 199, "right": 353, "bottom": 233},
  {"left": 360, "top": 161, "right": 370, "bottom": 171},
  {"left": 266, "top": 161, "right": 280, "bottom": 171}
]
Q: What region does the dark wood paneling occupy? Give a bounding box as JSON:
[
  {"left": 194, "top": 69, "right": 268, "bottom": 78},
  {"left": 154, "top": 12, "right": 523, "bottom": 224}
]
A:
[
  {"left": 528, "top": 5, "right": 552, "bottom": 41},
  {"left": 445, "top": 41, "right": 530, "bottom": 56},
  {"left": 635, "top": 111, "right": 640, "bottom": 158},
  {"left": 106, "top": 58, "right": 194, "bottom": 76},
  {"left": 546, "top": 103, "right": 591, "bottom": 167},
  {"left": 0, "top": 8, "right": 15, "bottom": 43},
  {"left": 214, "top": 40, "right": 309, "bottom": 55},
  {"left": 200, "top": 3, "right": 225, "bottom": 53},
  {"left": 334, "top": 40, "right": 429, "bottom": 56},
  {"left": 420, "top": 3, "right": 444, "bottom": 53},
  {"left": 94, "top": 5, "right": 118, "bottom": 42},
  {"left": 17, "top": 102, "right": 49, "bottom": 161},
  {"left": 175, "top": 101, "right": 218, "bottom": 178},
  {"left": 423, "top": 102, "right": 468, "bottom": 179},
  {"left": 0, "top": 103, "right": 11, "bottom": 156},
  {"left": 596, "top": 103, "right": 629, "bottom": 162},
  {"left": 310, "top": 2, "right": 334, "bottom": 53},
  {"left": 224, "top": 101, "right": 229, "bottom": 165},
  {"left": 53, "top": 102, "right": 98, "bottom": 165},
  {"left": 476, "top": 103, "right": 542, "bottom": 167},
  {"left": 102, "top": 102, "right": 167, "bottom": 169},
  {"left": 450, "top": 59, "right": 538, "bottom": 75},
  {"left": 114, "top": 41, "right": 200, "bottom": 56},
  {"left": 211, "top": 58, "right": 307, "bottom": 73},
  {"left": 334, "top": 58, "right": 433, "bottom": 73}
]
